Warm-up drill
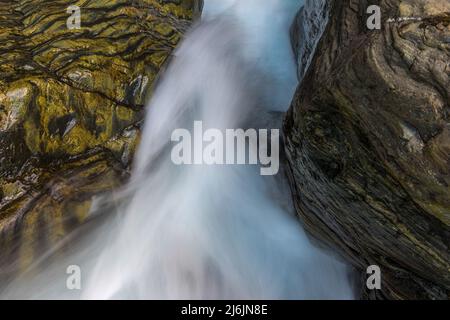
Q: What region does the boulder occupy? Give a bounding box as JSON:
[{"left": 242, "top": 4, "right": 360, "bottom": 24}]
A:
[
  {"left": 285, "top": 0, "right": 449, "bottom": 299},
  {"left": 0, "top": 0, "right": 200, "bottom": 269}
]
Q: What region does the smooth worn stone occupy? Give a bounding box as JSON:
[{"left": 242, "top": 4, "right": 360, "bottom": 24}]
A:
[
  {"left": 285, "top": 0, "right": 450, "bottom": 299},
  {"left": 0, "top": 0, "right": 201, "bottom": 270}
]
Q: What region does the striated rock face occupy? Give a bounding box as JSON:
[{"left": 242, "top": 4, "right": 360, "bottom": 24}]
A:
[
  {"left": 0, "top": 0, "right": 200, "bottom": 269},
  {"left": 290, "top": 0, "right": 329, "bottom": 82},
  {"left": 285, "top": 0, "right": 449, "bottom": 299}
]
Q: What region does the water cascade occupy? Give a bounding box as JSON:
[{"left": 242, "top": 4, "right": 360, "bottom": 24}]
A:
[{"left": 1, "top": 0, "right": 354, "bottom": 299}]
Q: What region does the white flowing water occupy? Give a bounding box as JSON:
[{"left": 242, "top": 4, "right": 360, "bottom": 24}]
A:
[{"left": 1, "top": 0, "right": 354, "bottom": 299}]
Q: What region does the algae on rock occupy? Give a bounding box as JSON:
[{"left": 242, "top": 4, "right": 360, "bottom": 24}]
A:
[{"left": 0, "top": 0, "right": 200, "bottom": 269}]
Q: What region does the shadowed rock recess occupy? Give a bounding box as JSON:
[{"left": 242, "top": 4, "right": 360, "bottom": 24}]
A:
[
  {"left": 286, "top": 0, "right": 449, "bottom": 299},
  {"left": 0, "top": 0, "right": 201, "bottom": 269}
]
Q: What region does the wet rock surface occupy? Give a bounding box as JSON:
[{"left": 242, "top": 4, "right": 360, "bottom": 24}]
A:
[
  {"left": 285, "top": 0, "right": 450, "bottom": 299},
  {"left": 0, "top": 0, "right": 200, "bottom": 269}
]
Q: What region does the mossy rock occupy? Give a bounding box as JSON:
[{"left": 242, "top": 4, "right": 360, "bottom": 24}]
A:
[{"left": 0, "top": 0, "right": 201, "bottom": 269}]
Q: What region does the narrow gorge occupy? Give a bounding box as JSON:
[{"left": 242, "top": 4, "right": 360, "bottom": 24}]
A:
[{"left": 0, "top": 0, "right": 448, "bottom": 300}]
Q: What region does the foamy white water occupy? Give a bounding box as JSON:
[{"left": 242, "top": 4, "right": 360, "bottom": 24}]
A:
[
  {"left": 203, "top": 0, "right": 301, "bottom": 111},
  {"left": 1, "top": 0, "right": 354, "bottom": 299}
]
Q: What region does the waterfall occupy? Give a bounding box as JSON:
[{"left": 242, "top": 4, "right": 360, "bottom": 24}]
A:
[{"left": 1, "top": 0, "right": 354, "bottom": 299}]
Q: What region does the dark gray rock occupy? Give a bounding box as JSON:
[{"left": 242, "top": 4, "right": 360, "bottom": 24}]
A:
[{"left": 285, "top": 0, "right": 450, "bottom": 299}]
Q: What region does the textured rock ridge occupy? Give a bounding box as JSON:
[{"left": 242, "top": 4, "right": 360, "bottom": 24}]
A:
[
  {"left": 285, "top": 0, "right": 449, "bottom": 299},
  {"left": 290, "top": 0, "right": 330, "bottom": 82},
  {"left": 0, "top": 0, "right": 200, "bottom": 270}
]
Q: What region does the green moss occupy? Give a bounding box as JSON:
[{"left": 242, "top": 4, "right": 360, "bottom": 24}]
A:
[{"left": 0, "top": 0, "right": 199, "bottom": 263}]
